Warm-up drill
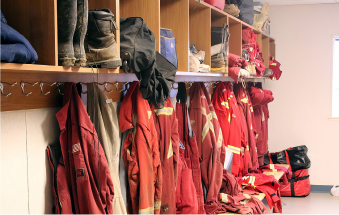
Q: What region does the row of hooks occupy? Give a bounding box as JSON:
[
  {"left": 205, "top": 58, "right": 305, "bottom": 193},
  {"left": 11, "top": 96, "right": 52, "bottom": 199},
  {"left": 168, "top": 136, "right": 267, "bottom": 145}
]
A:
[
  {"left": 0, "top": 81, "right": 131, "bottom": 97},
  {"left": 1, "top": 81, "right": 224, "bottom": 97}
]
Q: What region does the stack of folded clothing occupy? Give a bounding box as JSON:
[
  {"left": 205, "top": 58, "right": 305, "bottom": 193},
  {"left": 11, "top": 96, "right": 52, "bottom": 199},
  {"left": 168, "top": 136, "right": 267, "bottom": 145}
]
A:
[
  {"left": 228, "top": 53, "right": 251, "bottom": 82},
  {"left": 1, "top": 10, "right": 38, "bottom": 64}
]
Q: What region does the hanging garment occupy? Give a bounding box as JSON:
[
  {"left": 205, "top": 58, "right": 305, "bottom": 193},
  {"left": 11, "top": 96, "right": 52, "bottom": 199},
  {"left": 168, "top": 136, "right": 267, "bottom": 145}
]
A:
[
  {"left": 150, "top": 98, "right": 179, "bottom": 214},
  {"left": 234, "top": 84, "right": 259, "bottom": 171},
  {"left": 176, "top": 82, "right": 205, "bottom": 214},
  {"left": 189, "top": 82, "right": 225, "bottom": 214},
  {"left": 119, "top": 81, "right": 162, "bottom": 214},
  {"left": 46, "top": 145, "right": 73, "bottom": 214},
  {"left": 87, "top": 84, "right": 127, "bottom": 214},
  {"left": 56, "top": 82, "right": 114, "bottom": 214},
  {"left": 212, "top": 82, "right": 244, "bottom": 177},
  {"left": 238, "top": 173, "right": 282, "bottom": 213},
  {"left": 176, "top": 145, "right": 199, "bottom": 214}
]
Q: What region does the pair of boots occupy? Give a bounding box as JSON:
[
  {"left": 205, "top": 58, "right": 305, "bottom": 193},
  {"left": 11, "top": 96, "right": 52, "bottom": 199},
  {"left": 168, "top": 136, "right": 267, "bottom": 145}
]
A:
[{"left": 58, "top": 0, "right": 121, "bottom": 68}]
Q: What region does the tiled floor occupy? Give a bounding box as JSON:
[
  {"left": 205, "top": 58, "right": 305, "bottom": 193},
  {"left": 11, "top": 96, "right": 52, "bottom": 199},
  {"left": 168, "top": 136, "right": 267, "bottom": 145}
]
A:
[{"left": 265, "top": 192, "right": 339, "bottom": 214}]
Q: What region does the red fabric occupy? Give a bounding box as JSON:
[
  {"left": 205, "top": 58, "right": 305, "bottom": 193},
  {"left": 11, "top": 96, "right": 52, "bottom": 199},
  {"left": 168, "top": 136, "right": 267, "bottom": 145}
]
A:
[
  {"left": 220, "top": 169, "right": 242, "bottom": 196},
  {"left": 228, "top": 67, "right": 241, "bottom": 83},
  {"left": 56, "top": 83, "right": 114, "bottom": 214},
  {"left": 280, "top": 169, "right": 311, "bottom": 197},
  {"left": 204, "top": 0, "right": 225, "bottom": 10},
  {"left": 234, "top": 84, "right": 259, "bottom": 171},
  {"left": 189, "top": 82, "right": 225, "bottom": 214},
  {"left": 242, "top": 27, "right": 257, "bottom": 45},
  {"left": 176, "top": 102, "right": 206, "bottom": 214},
  {"left": 119, "top": 81, "right": 162, "bottom": 214},
  {"left": 255, "top": 59, "right": 265, "bottom": 76},
  {"left": 176, "top": 147, "right": 199, "bottom": 214},
  {"left": 151, "top": 98, "right": 179, "bottom": 214},
  {"left": 250, "top": 87, "right": 274, "bottom": 107},
  {"left": 246, "top": 196, "right": 269, "bottom": 214},
  {"left": 238, "top": 173, "right": 282, "bottom": 213},
  {"left": 46, "top": 148, "right": 73, "bottom": 214},
  {"left": 212, "top": 82, "right": 244, "bottom": 177},
  {"left": 260, "top": 164, "right": 293, "bottom": 185},
  {"left": 269, "top": 59, "right": 282, "bottom": 80}
]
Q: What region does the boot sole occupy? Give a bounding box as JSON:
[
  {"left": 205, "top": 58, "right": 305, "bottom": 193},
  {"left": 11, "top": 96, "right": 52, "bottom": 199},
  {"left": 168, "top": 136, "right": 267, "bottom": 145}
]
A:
[{"left": 86, "top": 58, "right": 122, "bottom": 69}]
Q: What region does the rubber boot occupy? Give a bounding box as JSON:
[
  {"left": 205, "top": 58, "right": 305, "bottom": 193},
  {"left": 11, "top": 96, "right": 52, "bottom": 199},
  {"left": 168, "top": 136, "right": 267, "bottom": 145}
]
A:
[
  {"left": 85, "top": 9, "right": 121, "bottom": 68},
  {"left": 73, "top": 0, "right": 88, "bottom": 67},
  {"left": 57, "top": 0, "right": 77, "bottom": 66}
]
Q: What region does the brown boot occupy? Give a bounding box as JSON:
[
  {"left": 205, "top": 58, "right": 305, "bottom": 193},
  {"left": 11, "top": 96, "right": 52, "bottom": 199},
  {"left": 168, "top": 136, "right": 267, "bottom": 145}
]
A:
[
  {"left": 224, "top": 4, "right": 240, "bottom": 17},
  {"left": 85, "top": 9, "right": 121, "bottom": 68}
]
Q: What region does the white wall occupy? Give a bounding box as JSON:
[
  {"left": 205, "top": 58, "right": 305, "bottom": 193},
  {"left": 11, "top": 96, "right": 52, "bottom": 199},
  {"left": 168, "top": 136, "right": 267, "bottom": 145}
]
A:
[
  {"left": 266, "top": 3, "right": 339, "bottom": 185},
  {"left": 1, "top": 108, "right": 60, "bottom": 214}
]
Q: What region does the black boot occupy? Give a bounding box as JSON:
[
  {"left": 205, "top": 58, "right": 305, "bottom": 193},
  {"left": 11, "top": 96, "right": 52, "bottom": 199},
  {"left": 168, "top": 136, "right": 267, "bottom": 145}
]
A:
[
  {"left": 74, "top": 0, "right": 88, "bottom": 67},
  {"left": 85, "top": 9, "right": 121, "bottom": 68},
  {"left": 57, "top": 0, "right": 77, "bottom": 66}
]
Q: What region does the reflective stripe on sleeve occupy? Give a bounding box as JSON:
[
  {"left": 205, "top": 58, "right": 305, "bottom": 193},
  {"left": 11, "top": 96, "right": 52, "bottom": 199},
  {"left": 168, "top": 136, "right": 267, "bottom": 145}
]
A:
[
  {"left": 139, "top": 206, "right": 154, "bottom": 214},
  {"left": 154, "top": 107, "right": 173, "bottom": 116},
  {"left": 228, "top": 145, "right": 241, "bottom": 155},
  {"left": 221, "top": 193, "right": 228, "bottom": 203},
  {"left": 154, "top": 201, "right": 161, "bottom": 210},
  {"left": 221, "top": 101, "right": 229, "bottom": 109}
]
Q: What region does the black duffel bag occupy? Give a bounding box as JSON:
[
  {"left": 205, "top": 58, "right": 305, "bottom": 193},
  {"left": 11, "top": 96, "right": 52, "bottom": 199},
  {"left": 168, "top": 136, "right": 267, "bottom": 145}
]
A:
[
  {"left": 120, "top": 17, "right": 176, "bottom": 108},
  {"left": 263, "top": 145, "right": 311, "bottom": 171}
]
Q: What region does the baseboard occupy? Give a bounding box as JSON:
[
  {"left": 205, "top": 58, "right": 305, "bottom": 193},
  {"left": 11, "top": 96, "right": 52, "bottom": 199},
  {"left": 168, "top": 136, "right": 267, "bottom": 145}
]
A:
[{"left": 311, "top": 185, "right": 333, "bottom": 193}]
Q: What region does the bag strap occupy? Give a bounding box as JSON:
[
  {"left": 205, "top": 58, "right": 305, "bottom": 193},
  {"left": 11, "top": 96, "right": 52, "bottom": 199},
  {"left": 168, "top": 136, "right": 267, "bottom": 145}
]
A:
[
  {"left": 261, "top": 3, "right": 269, "bottom": 15},
  {"left": 284, "top": 150, "right": 292, "bottom": 171},
  {"left": 268, "top": 153, "right": 273, "bottom": 164}
]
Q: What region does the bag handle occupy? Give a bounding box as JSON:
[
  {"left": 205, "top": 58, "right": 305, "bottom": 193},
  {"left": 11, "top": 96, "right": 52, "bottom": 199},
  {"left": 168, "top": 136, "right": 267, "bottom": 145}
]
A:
[
  {"left": 284, "top": 149, "right": 292, "bottom": 171},
  {"left": 261, "top": 3, "right": 270, "bottom": 15}
]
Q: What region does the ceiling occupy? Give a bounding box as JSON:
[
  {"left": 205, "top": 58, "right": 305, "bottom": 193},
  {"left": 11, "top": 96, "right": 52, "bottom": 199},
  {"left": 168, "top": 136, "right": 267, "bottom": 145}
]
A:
[{"left": 254, "top": 0, "right": 339, "bottom": 5}]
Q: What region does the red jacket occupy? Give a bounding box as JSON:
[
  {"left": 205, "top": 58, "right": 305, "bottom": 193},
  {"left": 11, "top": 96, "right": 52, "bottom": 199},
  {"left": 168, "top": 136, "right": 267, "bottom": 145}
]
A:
[
  {"left": 119, "top": 81, "right": 162, "bottom": 214},
  {"left": 56, "top": 83, "right": 114, "bottom": 214},
  {"left": 234, "top": 84, "right": 259, "bottom": 171},
  {"left": 189, "top": 82, "right": 225, "bottom": 214},
  {"left": 176, "top": 83, "right": 206, "bottom": 214},
  {"left": 151, "top": 98, "right": 179, "bottom": 214}
]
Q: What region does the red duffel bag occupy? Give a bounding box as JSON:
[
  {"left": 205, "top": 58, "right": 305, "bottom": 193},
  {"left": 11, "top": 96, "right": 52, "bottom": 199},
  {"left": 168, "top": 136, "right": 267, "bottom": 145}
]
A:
[
  {"left": 280, "top": 169, "right": 311, "bottom": 197},
  {"left": 204, "top": 0, "right": 225, "bottom": 10}
]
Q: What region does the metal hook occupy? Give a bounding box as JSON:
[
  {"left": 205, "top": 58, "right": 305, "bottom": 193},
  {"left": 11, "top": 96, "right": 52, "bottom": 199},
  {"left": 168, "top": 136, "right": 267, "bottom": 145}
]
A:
[
  {"left": 104, "top": 82, "right": 118, "bottom": 93},
  {"left": 172, "top": 83, "right": 178, "bottom": 90},
  {"left": 21, "top": 82, "right": 38, "bottom": 96},
  {"left": 40, "top": 82, "right": 56, "bottom": 95},
  {"left": 0, "top": 82, "right": 17, "bottom": 97},
  {"left": 185, "top": 82, "right": 192, "bottom": 89},
  {"left": 57, "top": 83, "right": 64, "bottom": 95},
  {"left": 116, "top": 82, "right": 129, "bottom": 92},
  {"left": 193, "top": 0, "right": 200, "bottom": 10}
]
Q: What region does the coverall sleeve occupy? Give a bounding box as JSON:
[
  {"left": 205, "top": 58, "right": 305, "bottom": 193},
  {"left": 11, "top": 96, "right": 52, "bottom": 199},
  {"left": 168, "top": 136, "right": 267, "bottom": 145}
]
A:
[
  {"left": 171, "top": 110, "right": 180, "bottom": 187},
  {"left": 228, "top": 108, "right": 243, "bottom": 177},
  {"left": 152, "top": 137, "right": 163, "bottom": 214}
]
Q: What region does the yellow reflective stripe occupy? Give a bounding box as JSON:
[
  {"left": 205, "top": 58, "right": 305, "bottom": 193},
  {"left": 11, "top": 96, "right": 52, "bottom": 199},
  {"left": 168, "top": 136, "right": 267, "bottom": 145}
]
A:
[
  {"left": 221, "top": 193, "right": 228, "bottom": 203},
  {"left": 244, "top": 194, "right": 251, "bottom": 199},
  {"left": 139, "top": 206, "right": 154, "bottom": 214},
  {"left": 250, "top": 106, "right": 254, "bottom": 112},
  {"left": 270, "top": 164, "right": 277, "bottom": 172},
  {"left": 228, "top": 113, "right": 231, "bottom": 123},
  {"left": 262, "top": 113, "right": 265, "bottom": 121},
  {"left": 148, "top": 111, "right": 152, "bottom": 119},
  {"left": 127, "top": 149, "right": 131, "bottom": 155},
  {"left": 271, "top": 63, "right": 277, "bottom": 66},
  {"left": 221, "top": 101, "right": 229, "bottom": 109},
  {"left": 210, "top": 111, "right": 218, "bottom": 120},
  {"left": 167, "top": 139, "right": 173, "bottom": 159},
  {"left": 241, "top": 97, "right": 248, "bottom": 103},
  {"left": 251, "top": 124, "right": 253, "bottom": 130},
  {"left": 201, "top": 107, "right": 215, "bottom": 142},
  {"left": 217, "top": 128, "right": 223, "bottom": 148},
  {"left": 256, "top": 134, "right": 259, "bottom": 139},
  {"left": 246, "top": 145, "right": 249, "bottom": 151},
  {"left": 154, "top": 201, "right": 161, "bottom": 210},
  {"left": 154, "top": 107, "right": 173, "bottom": 116},
  {"left": 228, "top": 145, "right": 241, "bottom": 155},
  {"left": 249, "top": 176, "right": 256, "bottom": 188}
]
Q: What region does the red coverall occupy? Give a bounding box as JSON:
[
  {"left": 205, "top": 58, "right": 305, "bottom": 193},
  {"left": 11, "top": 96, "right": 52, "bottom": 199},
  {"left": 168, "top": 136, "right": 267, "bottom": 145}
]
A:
[
  {"left": 234, "top": 84, "right": 259, "bottom": 171},
  {"left": 189, "top": 82, "right": 225, "bottom": 214},
  {"left": 151, "top": 98, "right": 179, "bottom": 214},
  {"left": 119, "top": 81, "right": 162, "bottom": 214},
  {"left": 176, "top": 82, "right": 206, "bottom": 214},
  {"left": 56, "top": 83, "right": 114, "bottom": 214}
]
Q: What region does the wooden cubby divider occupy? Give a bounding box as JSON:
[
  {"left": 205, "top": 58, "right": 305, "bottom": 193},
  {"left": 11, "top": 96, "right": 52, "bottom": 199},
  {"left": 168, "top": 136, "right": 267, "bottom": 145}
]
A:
[
  {"left": 160, "top": 0, "right": 190, "bottom": 72},
  {"left": 270, "top": 38, "right": 276, "bottom": 59},
  {"left": 1, "top": 0, "right": 58, "bottom": 66},
  {"left": 229, "top": 17, "right": 242, "bottom": 56},
  {"left": 262, "top": 36, "right": 270, "bottom": 68}
]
